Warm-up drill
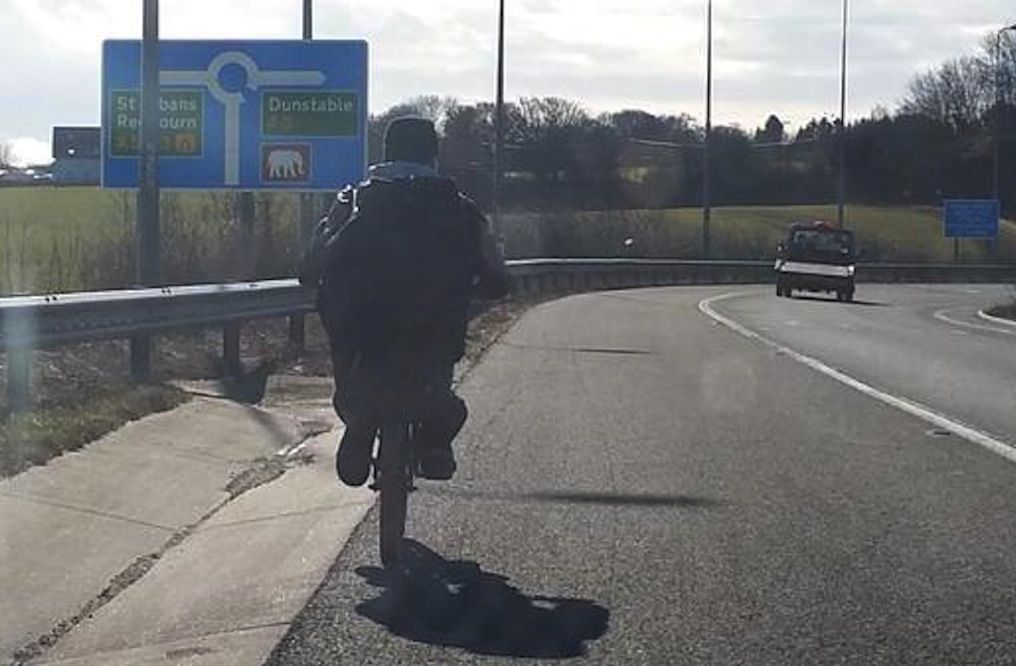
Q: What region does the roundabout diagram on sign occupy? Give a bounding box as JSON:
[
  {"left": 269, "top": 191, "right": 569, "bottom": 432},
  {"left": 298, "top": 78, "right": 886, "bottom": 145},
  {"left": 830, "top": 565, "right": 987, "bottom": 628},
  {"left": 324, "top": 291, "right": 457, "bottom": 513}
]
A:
[
  {"left": 160, "top": 50, "right": 325, "bottom": 185},
  {"left": 102, "top": 40, "right": 367, "bottom": 190}
]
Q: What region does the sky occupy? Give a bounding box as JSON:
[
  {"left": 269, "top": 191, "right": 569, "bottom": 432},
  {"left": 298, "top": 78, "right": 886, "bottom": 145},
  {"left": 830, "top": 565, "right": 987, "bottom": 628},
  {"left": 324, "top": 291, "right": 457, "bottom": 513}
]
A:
[{"left": 0, "top": 0, "right": 1013, "bottom": 165}]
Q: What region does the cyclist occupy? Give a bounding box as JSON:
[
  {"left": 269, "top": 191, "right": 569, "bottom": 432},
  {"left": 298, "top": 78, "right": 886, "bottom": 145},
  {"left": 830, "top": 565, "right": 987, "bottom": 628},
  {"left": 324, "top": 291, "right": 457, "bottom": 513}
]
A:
[{"left": 300, "top": 116, "right": 510, "bottom": 487}]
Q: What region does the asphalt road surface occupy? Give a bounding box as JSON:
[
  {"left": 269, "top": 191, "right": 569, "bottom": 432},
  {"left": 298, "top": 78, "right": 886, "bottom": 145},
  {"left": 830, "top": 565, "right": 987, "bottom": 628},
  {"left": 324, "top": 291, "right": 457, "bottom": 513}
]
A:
[{"left": 268, "top": 284, "right": 1016, "bottom": 665}]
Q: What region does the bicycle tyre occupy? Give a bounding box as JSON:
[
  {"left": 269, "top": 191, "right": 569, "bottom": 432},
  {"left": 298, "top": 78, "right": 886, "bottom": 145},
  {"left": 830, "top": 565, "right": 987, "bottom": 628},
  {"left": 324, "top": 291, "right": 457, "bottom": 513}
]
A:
[{"left": 377, "top": 422, "right": 409, "bottom": 567}]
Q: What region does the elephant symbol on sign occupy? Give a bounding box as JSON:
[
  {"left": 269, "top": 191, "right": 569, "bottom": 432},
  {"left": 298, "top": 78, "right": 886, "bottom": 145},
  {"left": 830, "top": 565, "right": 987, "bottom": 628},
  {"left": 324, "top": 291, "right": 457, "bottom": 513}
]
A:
[{"left": 267, "top": 149, "right": 305, "bottom": 180}]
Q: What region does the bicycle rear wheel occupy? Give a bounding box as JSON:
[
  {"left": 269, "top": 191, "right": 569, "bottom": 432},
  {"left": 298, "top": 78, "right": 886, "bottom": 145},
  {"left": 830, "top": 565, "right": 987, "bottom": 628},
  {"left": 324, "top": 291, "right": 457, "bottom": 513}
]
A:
[{"left": 377, "top": 422, "right": 410, "bottom": 567}]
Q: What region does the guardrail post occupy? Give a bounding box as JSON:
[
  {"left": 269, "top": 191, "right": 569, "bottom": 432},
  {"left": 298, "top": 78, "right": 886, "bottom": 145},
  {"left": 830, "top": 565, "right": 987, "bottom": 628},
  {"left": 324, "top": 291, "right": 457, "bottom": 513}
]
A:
[
  {"left": 3, "top": 347, "right": 31, "bottom": 472},
  {"left": 3, "top": 303, "right": 36, "bottom": 417},
  {"left": 130, "top": 335, "right": 152, "bottom": 382},
  {"left": 223, "top": 323, "right": 242, "bottom": 377},
  {"left": 6, "top": 346, "right": 32, "bottom": 418},
  {"left": 288, "top": 315, "right": 306, "bottom": 356}
]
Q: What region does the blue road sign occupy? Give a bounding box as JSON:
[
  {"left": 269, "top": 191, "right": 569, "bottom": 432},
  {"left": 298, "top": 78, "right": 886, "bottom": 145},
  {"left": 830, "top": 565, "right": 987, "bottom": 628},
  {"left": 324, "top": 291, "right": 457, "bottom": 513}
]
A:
[
  {"left": 944, "top": 199, "right": 999, "bottom": 239},
  {"left": 102, "top": 40, "right": 368, "bottom": 190}
]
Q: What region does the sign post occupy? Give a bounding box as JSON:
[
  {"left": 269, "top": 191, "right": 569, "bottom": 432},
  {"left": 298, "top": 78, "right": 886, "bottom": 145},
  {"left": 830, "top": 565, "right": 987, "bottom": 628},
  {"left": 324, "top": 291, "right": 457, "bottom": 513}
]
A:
[
  {"left": 295, "top": 0, "right": 315, "bottom": 357},
  {"left": 132, "top": 0, "right": 160, "bottom": 382}
]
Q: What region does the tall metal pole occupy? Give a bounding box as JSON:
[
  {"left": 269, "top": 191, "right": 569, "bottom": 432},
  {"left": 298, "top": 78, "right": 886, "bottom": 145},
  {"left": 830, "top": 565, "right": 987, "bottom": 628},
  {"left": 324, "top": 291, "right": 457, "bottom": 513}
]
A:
[
  {"left": 138, "top": 0, "right": 160, "bottom": 286},
  {"left": 236, "top": 190, "right": 255, "bottom": 280},
  {"left": 288, "top": 0, "right": 314, "bottom": 357},
  {"left": 995, "top": 31, "right": 1002, "bottom": 203},
  {"left": 299, "top": 0, "right": 317, "bottom": 249},
  {"left": 991, "top": 25, "right": 1015, "bottom": 260},
  {"left": 702, "top": 0, "right": 712, "bottom": 258},
  {"left": 837, "top": 0, "right": 849, "bottom": 229},
  {"left": 994, "top": 26, "right": 1016, "bottom": 201},
  {"left": 132, "top": 0, "right": 160, "bottom": 381},
  {"left": 493, "top": 0, "right": 506, "bottom": 239}
]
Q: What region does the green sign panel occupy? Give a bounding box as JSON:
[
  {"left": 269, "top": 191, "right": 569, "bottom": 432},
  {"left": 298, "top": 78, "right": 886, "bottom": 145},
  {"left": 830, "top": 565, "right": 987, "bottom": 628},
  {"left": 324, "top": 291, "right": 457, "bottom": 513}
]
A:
[
  {"left": 109, "top": 89, "right": 203, "bottom": 157},
  {"left": 261, "top": 91, "right": 358, "bottom": 137}
]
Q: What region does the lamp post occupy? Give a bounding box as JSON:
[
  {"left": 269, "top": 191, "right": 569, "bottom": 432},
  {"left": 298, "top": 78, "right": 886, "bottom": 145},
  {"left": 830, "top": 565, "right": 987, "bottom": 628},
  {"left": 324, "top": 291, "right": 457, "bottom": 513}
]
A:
[
  {"left": 837, "top": 0, "right": 849, "bottom": 229},
  {"left": 493, "top": 0, "right": 506, "bottom": 240},
  {"left": 993, "top": 24, "right": 1016, "bottom": 204},
  {"left": 702, "top": 0, "right": 713, "bottom": 258}
]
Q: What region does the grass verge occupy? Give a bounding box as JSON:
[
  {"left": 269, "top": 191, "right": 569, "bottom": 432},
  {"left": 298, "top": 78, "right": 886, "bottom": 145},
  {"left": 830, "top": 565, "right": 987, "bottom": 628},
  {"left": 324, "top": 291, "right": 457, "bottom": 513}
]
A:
[
  {"left": 503, "top": 205, "right": 1016, "bottom": 263},
  {"left": 1, "top": 384, "right": 189, "bottom": 478},
  {"left": 3, "top": 189, "right": 1015, "bottom": 296}
]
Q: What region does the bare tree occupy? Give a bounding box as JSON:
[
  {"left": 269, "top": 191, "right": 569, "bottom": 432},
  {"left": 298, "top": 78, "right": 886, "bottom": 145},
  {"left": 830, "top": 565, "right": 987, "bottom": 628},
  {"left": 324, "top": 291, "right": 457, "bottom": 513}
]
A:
[
  {"left": 403, "top": 95, "right": 459, "bottom": 132},
  {"left": 899, "top": 30, "right": 1016, "bottom": 127},
  {"left": 511, "top": 97, "right": 590, "bottom": 143},
  {"left": 901, "top": 56, "right": 988, "bottom": 128}
]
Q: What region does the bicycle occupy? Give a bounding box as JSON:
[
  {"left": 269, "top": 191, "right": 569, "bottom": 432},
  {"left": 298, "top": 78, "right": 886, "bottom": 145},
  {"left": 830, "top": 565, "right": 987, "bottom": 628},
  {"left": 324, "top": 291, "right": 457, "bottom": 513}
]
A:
[
  {"left": 365, "top": 356, "right": 455, "bottom": 567},
  {"left": 372, "top": 414, "right": 422, "bottom": 567}
]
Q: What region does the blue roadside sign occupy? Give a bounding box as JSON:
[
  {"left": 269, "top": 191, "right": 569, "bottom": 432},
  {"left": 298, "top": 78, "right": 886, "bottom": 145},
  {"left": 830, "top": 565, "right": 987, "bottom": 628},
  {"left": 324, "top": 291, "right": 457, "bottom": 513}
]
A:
[
  {"left": 101, "top": 40, "right": 368, "bottom": 190},
  {"left": 943, "top": 199, "right": 999, "bottom": 239}
]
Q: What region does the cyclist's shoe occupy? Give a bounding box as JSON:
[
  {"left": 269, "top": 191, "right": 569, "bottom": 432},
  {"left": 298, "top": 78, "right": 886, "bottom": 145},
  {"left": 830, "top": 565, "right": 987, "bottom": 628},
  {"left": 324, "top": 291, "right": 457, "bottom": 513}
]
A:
[
  {"left": 336, "top": 419, "right": 376, "bottom": 486},
  {"left": 418, "top": 447, "right": 456, "bottom": 481}
]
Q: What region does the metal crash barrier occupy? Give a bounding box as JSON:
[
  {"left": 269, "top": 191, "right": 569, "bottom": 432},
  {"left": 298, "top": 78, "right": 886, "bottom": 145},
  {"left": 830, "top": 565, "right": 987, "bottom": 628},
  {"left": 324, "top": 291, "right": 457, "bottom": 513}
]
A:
[{"left": 1, "top": 259, "right": 1012, "bottom": 414}]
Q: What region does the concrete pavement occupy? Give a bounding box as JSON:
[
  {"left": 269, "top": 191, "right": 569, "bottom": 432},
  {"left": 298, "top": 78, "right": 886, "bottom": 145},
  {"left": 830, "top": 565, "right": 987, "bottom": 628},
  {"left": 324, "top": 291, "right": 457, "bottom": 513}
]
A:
[
  {"left": 2, "top": 377, "right": 373, "bottom": 666},
  {"left": 34, "top": 430, "right": 372, "bottom": 665}
]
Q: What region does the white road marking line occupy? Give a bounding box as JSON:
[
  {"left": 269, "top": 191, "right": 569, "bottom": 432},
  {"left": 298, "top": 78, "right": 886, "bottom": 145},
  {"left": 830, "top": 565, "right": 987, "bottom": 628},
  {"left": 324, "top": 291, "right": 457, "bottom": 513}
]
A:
[
  {"left": 979, "top": 309, "right": 1016, "bottom": 329},
  {"left": 934, "top": 308, "right": 1016, "bottom": 337},
  {"left": 699, "top": 292, "right": 1016, "bottom": 465}
]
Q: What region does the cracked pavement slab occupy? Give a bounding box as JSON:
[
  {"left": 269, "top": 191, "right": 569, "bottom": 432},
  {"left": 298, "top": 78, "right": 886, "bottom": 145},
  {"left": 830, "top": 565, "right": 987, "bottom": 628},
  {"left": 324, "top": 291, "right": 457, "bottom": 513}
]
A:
[{"left": 0, "top": 388, "right": 322, "bottom": 665}]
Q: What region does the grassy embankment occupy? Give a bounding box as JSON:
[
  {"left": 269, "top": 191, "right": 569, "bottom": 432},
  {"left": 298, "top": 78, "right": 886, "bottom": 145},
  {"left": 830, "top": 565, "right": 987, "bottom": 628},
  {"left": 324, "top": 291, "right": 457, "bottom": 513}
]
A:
[
  {"left": 2, "top": 187, "right": 1014, "bottom": 295},
  {"left": 0, "top": 186, "right": 301, "bottom": 295},
  {"left": 503, "top": 205, "right": 1016, "bottom": 263}
]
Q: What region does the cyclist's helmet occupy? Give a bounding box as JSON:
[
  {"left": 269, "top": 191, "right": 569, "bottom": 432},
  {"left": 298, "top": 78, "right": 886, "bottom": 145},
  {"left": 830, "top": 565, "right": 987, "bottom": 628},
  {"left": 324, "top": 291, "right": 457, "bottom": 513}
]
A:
[{"left": 384, "top": 117, "right": 438, "bottom": 165}]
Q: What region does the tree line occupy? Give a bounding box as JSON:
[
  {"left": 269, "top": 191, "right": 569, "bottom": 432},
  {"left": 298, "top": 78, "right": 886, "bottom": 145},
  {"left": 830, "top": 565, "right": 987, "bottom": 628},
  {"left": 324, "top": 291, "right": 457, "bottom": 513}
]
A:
[{"left": 367, "top": 31, "right": 1016, "bottom": 216}]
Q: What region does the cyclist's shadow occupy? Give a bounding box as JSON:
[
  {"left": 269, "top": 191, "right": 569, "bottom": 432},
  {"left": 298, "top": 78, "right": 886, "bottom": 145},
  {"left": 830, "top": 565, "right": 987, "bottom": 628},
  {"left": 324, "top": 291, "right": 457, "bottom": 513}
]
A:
[{"left": 354, "top": 539, "right": 609, "bottom": 659}]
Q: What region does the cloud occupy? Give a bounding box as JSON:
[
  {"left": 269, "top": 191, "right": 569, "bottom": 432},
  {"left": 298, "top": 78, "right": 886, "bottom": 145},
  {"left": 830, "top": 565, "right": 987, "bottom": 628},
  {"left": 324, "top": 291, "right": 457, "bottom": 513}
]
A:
[{"left": 1, "top": 0, "right": 1013, "bottom": 155}]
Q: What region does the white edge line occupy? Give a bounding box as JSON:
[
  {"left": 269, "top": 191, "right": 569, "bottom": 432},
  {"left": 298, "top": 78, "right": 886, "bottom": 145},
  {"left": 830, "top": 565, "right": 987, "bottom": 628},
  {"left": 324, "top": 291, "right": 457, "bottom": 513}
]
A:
[
  {"left": 700, "top": 292, "right": 1016, "bottom": 465},
  {"left": 978, "top": 309, "right": 1016, "bottom": 329},
  {"left": 934, "top": 308, "right": 1016, "bottom": 337}
]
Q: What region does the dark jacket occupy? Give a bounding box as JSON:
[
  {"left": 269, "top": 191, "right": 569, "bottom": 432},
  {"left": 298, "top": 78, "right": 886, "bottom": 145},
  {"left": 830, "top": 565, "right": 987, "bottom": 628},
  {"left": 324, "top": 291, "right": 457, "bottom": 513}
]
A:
[{"left": 300, "top": 165, "right": 510, "bottom": 364}]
